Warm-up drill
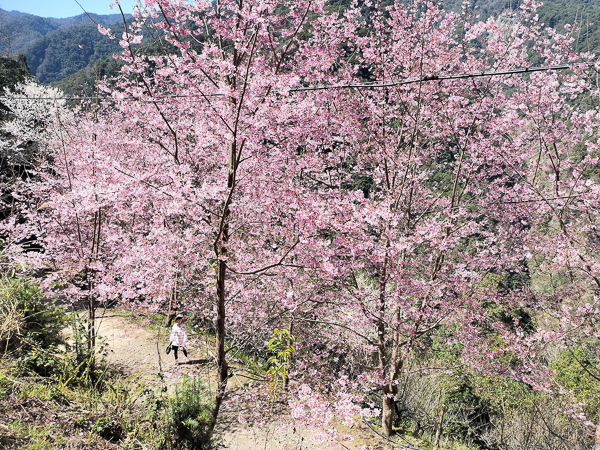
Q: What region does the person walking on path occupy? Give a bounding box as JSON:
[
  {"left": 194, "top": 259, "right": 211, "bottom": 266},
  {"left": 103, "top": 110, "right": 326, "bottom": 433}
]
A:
[{"left": 170, "top": 314, "right": 190, "bottom": 364}]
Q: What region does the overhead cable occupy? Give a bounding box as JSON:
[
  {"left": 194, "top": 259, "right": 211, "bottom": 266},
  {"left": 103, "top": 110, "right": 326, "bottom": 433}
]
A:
[{"left": 0, "top": 61, "right": 595, "bottom": 101}]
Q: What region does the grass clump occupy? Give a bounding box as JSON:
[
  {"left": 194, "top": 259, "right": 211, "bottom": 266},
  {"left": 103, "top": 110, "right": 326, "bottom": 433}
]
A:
[{"left": 6, "top": 420, "right": 68, "bottom": 450}]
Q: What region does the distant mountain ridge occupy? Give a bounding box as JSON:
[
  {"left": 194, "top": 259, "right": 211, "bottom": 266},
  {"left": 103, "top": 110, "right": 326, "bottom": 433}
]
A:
[
  {"left": 0, "top": 9, "right": 132, "bottom": 83},
  {"left": 23, "top": 22, "right": 128, "bottom": 84},
  {"left": 0, "top": 9, "right": 128, "bottom": 55}
]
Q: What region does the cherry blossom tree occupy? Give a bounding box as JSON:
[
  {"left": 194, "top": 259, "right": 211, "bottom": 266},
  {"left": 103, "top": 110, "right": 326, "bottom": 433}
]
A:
[
  {"left": 509, "top": 20, "right": 600, "bottom": 444},
  {"left": 1, "top": 81, "right": 65, "bottom": 247},
  {"left": 27, "top": 0, "right": 360, "bottom": 430},
  {"left": 277, "top": 0, "right": 600, "bottom": 437}
]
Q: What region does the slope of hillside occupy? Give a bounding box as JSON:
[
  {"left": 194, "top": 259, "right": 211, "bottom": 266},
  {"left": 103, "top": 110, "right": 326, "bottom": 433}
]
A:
[
  {"left": 443, "top": 0, "right": 600, "bottom": 53},
  {"left": 0, "top": 9, "right": 127, "bottom": 56},
  {"left": 24, "top": 22, "right": 127, "bottom": 84},
  {"left": 0, "top": 9, "right": 132, "bottom": 83},
  {"left": 537, "top": 0, "right": 600, "bottom": 53}
]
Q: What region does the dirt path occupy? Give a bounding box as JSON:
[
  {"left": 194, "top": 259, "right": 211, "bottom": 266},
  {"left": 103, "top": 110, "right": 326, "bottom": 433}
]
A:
[
  {"left": 91, "top": 311, "right": 393, "bottom": 450},
  {"left": 96, "top": 313, "right": 213, "bottom": 389}
]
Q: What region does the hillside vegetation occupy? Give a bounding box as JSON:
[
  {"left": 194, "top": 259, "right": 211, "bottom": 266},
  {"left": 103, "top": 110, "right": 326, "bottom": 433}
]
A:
[
  {"left": 0, "top": 9, "right": 127, "bottom": 55},
  {"left": 24, "top": 23, "right": 127, "bottom": 84},
  {"left": 0, "top": 9, "right": 131, "bottom": 84},
  {"left": 58, "top": 0, "right": 600, "bottom": 94},
  {"left": 0, "top": 274, "right": 216, "bottom": 450}
]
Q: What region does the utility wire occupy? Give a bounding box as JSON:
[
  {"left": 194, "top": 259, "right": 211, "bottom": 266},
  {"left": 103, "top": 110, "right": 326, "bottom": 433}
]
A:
[
  {"left": 0, "top": 94, "right": 223, "bottom": 101},
  {"left": 0, "top": 61, "right": 595, "bottom": 101},
  {"left": 290, "top": 61, "right": 597, "bottom": 92}
]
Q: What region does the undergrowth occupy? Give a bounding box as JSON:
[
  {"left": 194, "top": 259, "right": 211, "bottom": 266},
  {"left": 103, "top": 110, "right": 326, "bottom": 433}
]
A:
[{"left": 0, "top": 274, "right": 217, "bottom": 449}]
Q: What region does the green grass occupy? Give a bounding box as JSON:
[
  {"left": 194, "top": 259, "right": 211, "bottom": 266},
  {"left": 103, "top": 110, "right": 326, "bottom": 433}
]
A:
[
  {"left": 114, "top": 308, "right": 169, "bottom": 331},
  {"left": 7, "top": 421, "right": 67, "bottom": 450},
  {"left": 0, "top": 357, "right": 171, "bottom": 449}
]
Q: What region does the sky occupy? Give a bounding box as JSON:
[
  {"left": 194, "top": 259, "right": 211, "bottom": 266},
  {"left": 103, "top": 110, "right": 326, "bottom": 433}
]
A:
[{"left": 0, "top": 0, "right": 140, "bottom": 18}]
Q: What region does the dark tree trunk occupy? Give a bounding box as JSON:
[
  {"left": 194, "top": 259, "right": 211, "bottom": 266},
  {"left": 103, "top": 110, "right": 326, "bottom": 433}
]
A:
[
  {"left": 210, "top": 258, "right": 229, "bottom": 431},
  {"left": 209, "top": 141, "right": 236, "bottom": 434},
  {"left": 87, "top": 296, "right": 96, "bottom": 352},
  {"left": 595, "top": 404, "right": 600, "bottom": 450},
  {"left": 382, "top": 394, "right": 395, "bottom": 436}
]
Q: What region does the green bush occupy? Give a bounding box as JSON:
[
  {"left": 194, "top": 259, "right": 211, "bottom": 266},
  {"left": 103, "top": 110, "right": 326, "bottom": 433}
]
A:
[
  {"left": 167, "top": 375, "right": 214, "bottom": 450},
  {"left": 0, "top": 363, "right": 16, "bottom": 398},
  {"left": 0, "top": 275, "right": 67, "bottom": 376},
  {"left": 64, "top": 312, "right": 111, "bottom": 389},
  {"left": 551, "top": 346, "right": 600, "bottom": 418}
]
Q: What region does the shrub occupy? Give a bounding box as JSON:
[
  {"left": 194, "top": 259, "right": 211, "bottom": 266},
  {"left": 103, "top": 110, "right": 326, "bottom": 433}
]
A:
[
  {"left": 0, "top": 275, "right": 66, "bottom": 376},
  {"left": 550, "top": 346, "right": 600, "bottom": 419},
  {"left": 167, "top": 375, "right": 214, "bottom": 450}
]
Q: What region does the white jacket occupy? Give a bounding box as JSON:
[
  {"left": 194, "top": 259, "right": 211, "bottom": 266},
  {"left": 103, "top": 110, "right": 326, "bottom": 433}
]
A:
[{"left": 170, "top": 323, "right": 188, "bottom": 348}]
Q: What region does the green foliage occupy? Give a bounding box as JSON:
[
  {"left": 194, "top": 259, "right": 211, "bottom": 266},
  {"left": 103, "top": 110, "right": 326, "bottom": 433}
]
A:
[
  {"left": 166, "top": 375, "right": 214, "bottom": 450},
  {"left": 0, "top": 10, "right": 131, "bottom": 78},
  {"left": 66, "top": 311, "right": 106, "bottom": 383},
  {"left": 551, "top": 346, "right": 600, "bottom": 417},
  {"left": 472, "top": 373, "right": 534, "bottom": 414},
  {"left": 536, "top": 0, "right": 600, "bottom": 52},
  {"left": 5, "top": 420, "right": 68, "bottom": 450},
  {"left": 56, "top": 56, "right": 124, "bottom": 97},
  {"left": 266, "top": 327, "right": 295, "bottom": 399},
  {"left": 0, "top": 275, "right": 66, "bottom": 375},
  {"left": 0, "top": 352, "right": 170, "bottom": 448},
  {"left": 0, "top": 280, "right": 192, "bottom": 448},
  {"left": 0, "top": 55, "right": 31, "bottom": 115},
  {"left": 0, "top": 274, "right": 113, "bottom": 388},
  {"left": 91, "top": 416, "right": 123, "bottom": 441},
  {"left": 475, "top": 273, "right": 536, "bottom": 335},
  {"left": 0, "top": 12, "right": 58, "bottom": 55},
  {"left": 0, "top": 55, "right": 30, "bottom": 90},
  {"left": 0, "top": 8, "right": 129, "bottom": 54},
  {"left": 444, "top": 0, "right": 600, "bottom": 49}
]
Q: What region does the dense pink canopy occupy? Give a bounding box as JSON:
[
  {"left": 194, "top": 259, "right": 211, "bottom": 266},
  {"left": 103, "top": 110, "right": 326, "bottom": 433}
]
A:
[{"left": 8, "top": 0, "right": 600, "bottom": 439}]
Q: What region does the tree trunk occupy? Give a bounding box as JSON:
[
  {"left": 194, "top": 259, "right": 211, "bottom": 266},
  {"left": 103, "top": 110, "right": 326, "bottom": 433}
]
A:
[
  {"left": 381, "top": 382, "right": 399, "bottom": 437},
  {"left": 164, "top": 282, "right": 177, "bottom": 328},
  {"left": 433, "top": 404, "right": 446, "bottom": 450},
  {"left": 284, "top": 320, "right": 294, "bottom": 390},
  {"left": 165, "top": 313, "right": 176, "bottom": 328},
  {"left": 595, "top": 404, "right": 600, "bottom": 450},
  {"left": 209, "top": 141, "right": 236, "bottom": 434},
  {"left": 210, "top": 258, "right": 229, "bottom": 431},
  {"left": 382, "top": 394, "right": 395, "bottom": 436},
  {"left": 87, "top": 296, "right": 96, "bottom": 352}
]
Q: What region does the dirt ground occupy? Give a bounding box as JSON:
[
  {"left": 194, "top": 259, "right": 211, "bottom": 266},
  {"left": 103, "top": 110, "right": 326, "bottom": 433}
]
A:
[{"left": 90, "top": 311, "right": 395, "bottom": 450}]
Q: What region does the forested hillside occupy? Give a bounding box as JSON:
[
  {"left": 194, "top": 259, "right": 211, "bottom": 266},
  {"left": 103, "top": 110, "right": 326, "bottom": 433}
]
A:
[
  {"left": 3, "top": 0, "right": 600, "bottom": 87},
  {"left": 24, "top": 23, "right": 127, "bottom": 84},
  {"left": 537, "top": 0, "right": 600, "bottom": 52},
  {"left": 0, "top": 9, "right": 127, "bottom": 55},
  {"left": 446, "top": 0, "right": 600, "bottom": 51},
  {"left": 0, "top": 9, "right": 130, "bottom": 84},
  {"left": 57, "top": 0, "right": 600, "bottom": 94}
]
